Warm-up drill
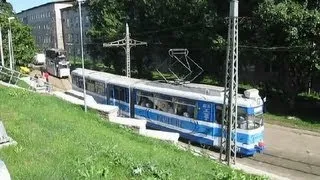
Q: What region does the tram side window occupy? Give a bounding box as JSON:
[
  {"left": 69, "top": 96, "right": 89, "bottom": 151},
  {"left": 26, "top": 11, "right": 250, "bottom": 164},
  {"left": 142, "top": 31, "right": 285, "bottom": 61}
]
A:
[
  {"left": 71, "top": 75, "right": 77, "bottom": 85},
  {"left": 215, "top": 105, "right": 222, "bottom": 124},
  {"left": 154, "top": 93, "right": 174, "bottom": 114},
  {"left": 114, "top": 86, "right": 128, "bottom": 103},
  {"left": 73, "top": 75, "right": 83, "bottom": 89},
  {"left": 119, "top": 88, "right": 125, "bottom": 101},
  {"left": 86, "top": 79, "right": 95, "bottom": 92},
  {"left": 175, "top": 98, "right": 196, "bottom": 119},
  {"left": 78, "top": 78, "right": 83, "bottom": 89},
  {"left": 95, "top": 81, "right": 105, "bottom": 95},
  {"left": 237, "top": 107, "right": 249, "bottom": 129},
  {"left": 136, "top": 91, "right": 154, "bottom": 109},
  {"left": 109, "top": 87, "right": 114, "bottom": 98}
]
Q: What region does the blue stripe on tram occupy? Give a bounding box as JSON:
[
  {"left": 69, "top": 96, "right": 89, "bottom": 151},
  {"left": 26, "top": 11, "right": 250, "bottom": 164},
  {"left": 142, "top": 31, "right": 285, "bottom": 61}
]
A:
[{"left": 109, "top": 99, "right": 263, "bottom": 155}]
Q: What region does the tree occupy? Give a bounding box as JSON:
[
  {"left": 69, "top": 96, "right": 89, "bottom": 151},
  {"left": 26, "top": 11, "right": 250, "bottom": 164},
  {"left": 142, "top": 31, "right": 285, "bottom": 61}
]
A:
[
  {"left": 86, "top": 0, "right": 126, "bottom": 74},
  {"left": 0, "top": 1, "right": 37, "bottom": 67},
  {"left": 250, "top": 0, "right": 320, "bottom": 110},
  {"left": 87, "top": 0, "right": 228, "bottom": 79}
]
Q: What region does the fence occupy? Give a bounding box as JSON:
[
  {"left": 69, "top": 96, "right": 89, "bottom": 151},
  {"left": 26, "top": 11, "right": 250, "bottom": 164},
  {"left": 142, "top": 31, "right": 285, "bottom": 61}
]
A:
[{"left": 0, "top": 66, "right": 53, "bottom": 93}]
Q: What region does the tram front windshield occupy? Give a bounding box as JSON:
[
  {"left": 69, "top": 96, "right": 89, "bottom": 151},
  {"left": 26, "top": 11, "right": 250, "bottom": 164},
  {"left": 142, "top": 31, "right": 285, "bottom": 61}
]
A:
[
  {"left": 59, "top": 64, "right": 69, "bottom": 69},
  {"left": 238, "top": 110, "right": 263, "bottom": 130}
]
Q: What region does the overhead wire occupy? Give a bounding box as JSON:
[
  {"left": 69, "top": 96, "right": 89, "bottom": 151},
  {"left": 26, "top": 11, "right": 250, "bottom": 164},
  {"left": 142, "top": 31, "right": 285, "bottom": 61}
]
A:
[{"left": 85, "top": 16, "right": 317, "bottom": 53}]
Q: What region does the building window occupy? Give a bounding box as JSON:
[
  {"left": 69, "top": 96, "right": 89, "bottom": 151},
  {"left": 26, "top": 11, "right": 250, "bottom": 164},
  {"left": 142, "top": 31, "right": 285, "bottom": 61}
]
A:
[
  {"left": 85, "top": 16, "right": 89, "bottom": 23},
  {"left": 75, "top": 34, "right": 79, "bottom": 42},
  {"left": 68, "top": 34, "right": 72, "bottom": 42},
  {"left": 66, "top": 19, "right": 70, "bottom": 27},
  {"left": 75, "top": 16, "right": 79, "bottom": 27}
]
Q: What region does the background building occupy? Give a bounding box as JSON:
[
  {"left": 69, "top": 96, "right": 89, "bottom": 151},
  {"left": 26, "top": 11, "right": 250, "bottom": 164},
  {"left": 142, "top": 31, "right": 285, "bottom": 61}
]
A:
[
  {"left": 61, "top": 5, "right": 91, "bottom": 59},
  {"left": 17, "top": 1, "right": 73, "bottom": 51}
]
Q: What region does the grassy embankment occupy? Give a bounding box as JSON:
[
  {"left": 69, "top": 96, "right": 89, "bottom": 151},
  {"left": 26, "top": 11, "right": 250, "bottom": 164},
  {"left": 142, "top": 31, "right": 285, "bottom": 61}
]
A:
[{"left": 0, "top": 87, "right": 265, "bottom": 179}]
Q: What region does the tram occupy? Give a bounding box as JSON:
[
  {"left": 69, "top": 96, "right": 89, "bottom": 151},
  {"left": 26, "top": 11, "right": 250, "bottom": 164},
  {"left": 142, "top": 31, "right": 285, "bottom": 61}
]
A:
[
  {"left": 71, "top": 68, "right": 265, "bottom": 156},
  {"left": 45, "top": 48, "right": 70, "bottom": 78}
]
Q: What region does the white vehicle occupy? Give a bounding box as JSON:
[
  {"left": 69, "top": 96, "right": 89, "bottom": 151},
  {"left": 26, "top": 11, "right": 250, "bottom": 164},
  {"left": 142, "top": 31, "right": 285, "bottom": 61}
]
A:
[
  {"left": 45, "top": 48, "right": 70, "bottom": 78},
  {"left": 33, "top": 53, "right": 46, "bottom": 65}
]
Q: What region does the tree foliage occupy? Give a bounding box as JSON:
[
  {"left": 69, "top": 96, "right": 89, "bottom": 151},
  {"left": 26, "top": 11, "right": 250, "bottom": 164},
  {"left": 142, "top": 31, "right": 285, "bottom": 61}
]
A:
[
  {"left": 0, "top": 1, "right": 37, "bottom": 67},
  {"left": 87, "top": 0, "right": 320, "bottom": 108},
  {"left": 250, "top": 0, "right": 320, "bottom": 108}
]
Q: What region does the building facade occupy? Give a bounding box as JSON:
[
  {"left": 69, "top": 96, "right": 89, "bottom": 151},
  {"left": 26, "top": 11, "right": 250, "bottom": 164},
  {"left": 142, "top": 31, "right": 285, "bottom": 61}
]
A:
[
  {"left": 61, "top": 6, "right": 91, "bottom": 59},
  {"left": 17, "top": 1, "right": 73, "bottom": 51}
]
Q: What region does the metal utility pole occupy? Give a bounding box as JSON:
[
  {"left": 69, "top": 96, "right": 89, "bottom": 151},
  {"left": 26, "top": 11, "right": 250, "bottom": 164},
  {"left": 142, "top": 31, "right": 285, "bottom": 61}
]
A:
[
  {"left": 8, "top": 30, "right": 12, "bottom": 70},
  {"left": 77, "top": 0, "right": 87, "bottom": 112},
  {"left": 103, "top": 23, "right": 147, "bottom": 78},
  {"left": 8, "top": 17, "right": 14, "bottom": 70},
  {"left": 0, "top": 27, "right": 4, "bottom": 67},
  {"left": 219, "top": 0, "right": 239, "bottom": 166}
]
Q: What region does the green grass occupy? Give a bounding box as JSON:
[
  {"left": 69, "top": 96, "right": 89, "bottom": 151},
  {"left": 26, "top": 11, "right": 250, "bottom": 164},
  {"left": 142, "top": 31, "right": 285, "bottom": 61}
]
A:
[
  {"left": 298, "top": 91, "right": 320, "bottom": 101},
  {"left": 264, "top": 113, "right": 320, "bottom": 133},
  {"left": 0, "top": 87, "right": 265, "bottom": 180},
  {"left": 151, "top": 71, "right": 177, "bottom": 81},
  {"left": 16, "top": 79, "right": 30, "bottom": 89}
]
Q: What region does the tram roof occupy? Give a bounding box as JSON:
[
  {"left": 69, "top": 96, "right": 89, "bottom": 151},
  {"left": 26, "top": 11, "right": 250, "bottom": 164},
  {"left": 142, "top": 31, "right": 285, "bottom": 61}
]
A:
[
  {"left": 142, "top": 81, "right": 225, "bottom": 97},
  {"left": 72, "top": 68, "right": 144, "bottom": 86},
  {"left": 71, "top": 68, "right": 261, "bottom": 107},
  {"left": 135, "top": 82, "right": 259, "bottom": 107}
]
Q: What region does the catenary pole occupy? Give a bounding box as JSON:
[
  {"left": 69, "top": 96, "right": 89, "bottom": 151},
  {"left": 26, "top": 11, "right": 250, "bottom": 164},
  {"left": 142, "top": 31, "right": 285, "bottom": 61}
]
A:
[{"left": 220, "top": 0, "right": 239, "bottom": 166}]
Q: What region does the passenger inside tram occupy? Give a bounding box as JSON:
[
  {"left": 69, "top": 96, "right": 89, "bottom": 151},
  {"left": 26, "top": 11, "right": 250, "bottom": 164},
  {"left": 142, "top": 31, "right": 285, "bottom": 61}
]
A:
[
  {"left": 176, "top": 104, "right": 194, "bottom": 118},
  {"left": 139, "top": 97, "right": 154, "bottom": 108},
  {"left": 155, "top": 100, "right": 174, "bottom": 114}
]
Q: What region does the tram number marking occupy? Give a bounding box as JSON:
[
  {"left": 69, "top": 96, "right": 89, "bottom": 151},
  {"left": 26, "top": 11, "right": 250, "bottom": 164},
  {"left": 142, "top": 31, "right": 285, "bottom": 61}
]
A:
[
  {"left": 157, "top": 116, "right": 182, "bottom": 128},
  {"left": 202, "top": 103, "right": 211, "bottom": 121}
]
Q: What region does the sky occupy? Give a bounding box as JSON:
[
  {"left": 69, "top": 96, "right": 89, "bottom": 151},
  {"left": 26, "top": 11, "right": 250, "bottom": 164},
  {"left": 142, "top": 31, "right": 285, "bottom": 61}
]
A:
[{"left": 8, "top": 0, "right": 51, "bottom": 13}]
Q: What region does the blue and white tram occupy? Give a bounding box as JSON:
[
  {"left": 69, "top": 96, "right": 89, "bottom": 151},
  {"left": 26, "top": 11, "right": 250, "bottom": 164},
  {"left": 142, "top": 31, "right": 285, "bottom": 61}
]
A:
[{"left": 71, "top": 68, "right": 265, "bottom": 156}]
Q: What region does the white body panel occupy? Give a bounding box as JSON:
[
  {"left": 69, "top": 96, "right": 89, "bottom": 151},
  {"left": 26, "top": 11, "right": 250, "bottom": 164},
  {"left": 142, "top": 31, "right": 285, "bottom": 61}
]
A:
[
  {"left": 33, "top": 53, "right": 46, "bottom": 64},
  {"left": 59, "top": 68, "right": 70, "bottom": 78}
]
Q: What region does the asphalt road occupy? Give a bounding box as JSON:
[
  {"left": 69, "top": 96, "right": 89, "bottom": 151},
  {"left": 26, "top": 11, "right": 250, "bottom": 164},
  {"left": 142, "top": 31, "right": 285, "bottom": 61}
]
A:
[
  {"left": 30, "top": 70, "right": 72, "bottom": 91},
  {"left": 239, "top": 124, "right": 320, "bottom": 180}
]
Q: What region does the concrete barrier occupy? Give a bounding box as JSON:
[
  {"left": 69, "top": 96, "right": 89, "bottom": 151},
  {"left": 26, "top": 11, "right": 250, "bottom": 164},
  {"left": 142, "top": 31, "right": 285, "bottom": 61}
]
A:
[
  {"left": 53, "top": 91, "right": 119, "bottom": 115},
  {"left": 65, "top": 90, "right": 96, "bottom": 105},
  {"left": 109, "top": 116, "right": 146, "bottom": 130},
  {"left": 0, "top": 160, "right": 11, "bottom": 180},
  {"left": 139, "top": 129, "right": 180, "bottom": 143}
]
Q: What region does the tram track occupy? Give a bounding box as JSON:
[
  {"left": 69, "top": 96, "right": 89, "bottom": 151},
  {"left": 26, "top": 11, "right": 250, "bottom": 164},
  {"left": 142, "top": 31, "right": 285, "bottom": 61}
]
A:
[
  {"left": 176, "top": 140, "right": 320, "bottom": 179},
  {"left": 247, "top": 152, "right": 320, "bottom": 177}
]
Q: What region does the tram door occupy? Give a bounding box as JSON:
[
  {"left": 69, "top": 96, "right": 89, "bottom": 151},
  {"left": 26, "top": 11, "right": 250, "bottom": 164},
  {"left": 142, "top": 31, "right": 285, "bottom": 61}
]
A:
[{"left": 111, "top": 86, "right": 129, "bottom": 116}]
